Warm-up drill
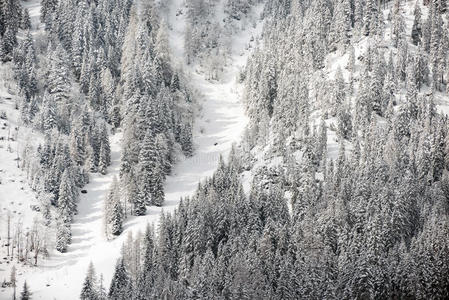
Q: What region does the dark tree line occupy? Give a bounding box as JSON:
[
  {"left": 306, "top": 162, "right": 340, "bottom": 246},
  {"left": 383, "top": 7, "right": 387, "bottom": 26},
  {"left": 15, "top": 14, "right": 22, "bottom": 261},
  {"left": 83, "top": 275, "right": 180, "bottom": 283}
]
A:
[
  {"left": 103, "top": 136, "right": 449, "bottom": 298},
  {"left": 0, "top": 0, "right": 24, "bottom": 61}
]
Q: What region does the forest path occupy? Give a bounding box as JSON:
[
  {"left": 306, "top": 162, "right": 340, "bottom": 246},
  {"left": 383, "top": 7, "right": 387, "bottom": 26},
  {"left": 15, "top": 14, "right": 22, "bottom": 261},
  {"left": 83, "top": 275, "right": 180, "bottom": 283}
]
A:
[{"left": 9, "top": 0, "right": 263, "bottom": 299}]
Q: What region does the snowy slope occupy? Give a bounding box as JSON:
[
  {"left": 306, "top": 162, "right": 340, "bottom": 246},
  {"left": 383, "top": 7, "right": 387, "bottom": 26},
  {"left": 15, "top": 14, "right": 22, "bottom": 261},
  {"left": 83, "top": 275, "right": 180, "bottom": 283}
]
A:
[
  {"left": 0, "top": 60, "right": 49, "bottom": 298},
  {"left": 0, "top": 0, "right": 264, "bottom": 298},
  {"left": 240, "top": 0, "right": 449, "bottom": 203}
]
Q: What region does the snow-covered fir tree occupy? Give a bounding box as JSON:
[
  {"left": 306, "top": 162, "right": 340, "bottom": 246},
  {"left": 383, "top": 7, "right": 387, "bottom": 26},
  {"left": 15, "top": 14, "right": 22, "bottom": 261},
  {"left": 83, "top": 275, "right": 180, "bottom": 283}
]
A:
[
  {"left": 80, "top": 262, "right": 98, "bottom": 300},
  {"left": 104, "top": 176, "right": 124, "bottom": 237},
  {"left": 20, "top": 281, "right": 32, "bottom": 300}
]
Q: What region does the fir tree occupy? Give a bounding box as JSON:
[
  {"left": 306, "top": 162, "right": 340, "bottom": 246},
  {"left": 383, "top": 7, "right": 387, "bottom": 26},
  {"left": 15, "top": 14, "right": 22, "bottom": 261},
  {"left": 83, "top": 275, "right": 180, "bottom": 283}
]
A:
[
  {"left": 80, "top": 262, "right": 98, "bottom": 300},
  {"left": 411, "top": 1, "right": 422, "bottom": 45},
  {"left": 109, "top": 259, "right": 131, "bottom": 300},
  {"left": 137, "top": 133, "right": 160, "bottom": 208},
  {"left": 20, "top": 8, "right": 31, "bottom": 30},
  {"left": 20, "top": 281, "right": 31, "bottom": 300},
  {"left": 56, "top": 222, "right": 71, "bottom": 253},
  {"left": 47, "top": 45, "right": 72, "bottom": 103},
  {"left": 105, "top": 177, "right": 124, "bottom": 237},
  {"left": 98, "top": 142, "right": 108, "bottom": 175},
  {"left": 111, "top": 195, "right": 124, "bottom": 236},
  {"left": 57, "top": 169, "right": 77, "bottom": 221},
  {"left": 40, "top": 0, "right": 57, "bottom": 28}
]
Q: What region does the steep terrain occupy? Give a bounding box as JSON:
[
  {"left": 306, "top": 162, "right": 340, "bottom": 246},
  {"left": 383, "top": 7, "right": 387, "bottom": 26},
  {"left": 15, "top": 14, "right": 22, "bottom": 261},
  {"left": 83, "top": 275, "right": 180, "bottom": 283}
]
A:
[
  {"left": 0, "top": 0, "right": 263, "bottom": 298},
  {"left": 3, "top": 0, "right": 449, "bottom": 298}
]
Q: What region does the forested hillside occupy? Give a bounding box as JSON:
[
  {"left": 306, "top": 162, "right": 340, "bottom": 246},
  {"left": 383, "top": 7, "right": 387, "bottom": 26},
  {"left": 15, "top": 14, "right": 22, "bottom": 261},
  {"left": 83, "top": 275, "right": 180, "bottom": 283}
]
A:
[
  {"left": 0, "top": 0, "right": 256, "bottom": 297},
  {"left": 1, "top": 0, "right": 194, "bottom": 256},
  {"left": 105, "top": 0, "right": 449, "bottom": 299},
  {"left": 1, "top": 0, "right": 196, "bottom": 295},
  {"left": 2, "top": 0, "right": 449, "bottom": 299}
]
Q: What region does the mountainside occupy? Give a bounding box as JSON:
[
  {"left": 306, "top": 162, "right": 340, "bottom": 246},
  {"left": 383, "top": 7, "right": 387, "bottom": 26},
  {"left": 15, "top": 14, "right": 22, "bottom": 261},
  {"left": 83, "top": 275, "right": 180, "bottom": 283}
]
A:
[
  {"left": 1, "top": 0, "right": 449, "bottom": 299},
  {"left": 0, "top": 0, "right": 261, "bottom": 298},
  {"left": 102, "top": 0, "right": 449, "bottom": 299}
]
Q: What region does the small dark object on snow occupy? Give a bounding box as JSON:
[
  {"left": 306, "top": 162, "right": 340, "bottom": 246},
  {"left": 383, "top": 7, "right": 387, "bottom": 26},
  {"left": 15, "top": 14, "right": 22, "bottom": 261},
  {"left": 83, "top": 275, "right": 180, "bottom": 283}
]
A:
[
  {"left": 81, "top": 190, "right": 88, "bottom": 194},
  {"left": 214, "top": 143, "right": 218, "bottom": 146},
  {"left": 30, "top": 205, "right": 40, "bottom": 212}
]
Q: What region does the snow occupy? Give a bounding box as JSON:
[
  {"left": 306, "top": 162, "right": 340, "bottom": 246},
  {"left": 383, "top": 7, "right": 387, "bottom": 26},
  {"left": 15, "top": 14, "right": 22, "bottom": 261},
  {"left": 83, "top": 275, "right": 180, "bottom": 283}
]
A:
[
  {"left": 0, "top": 132, "right": 125, "bottom": 300},
  {"left": 0, "top": 63, "right": 49, "bottom": 298},
  {"left": 0, "top": 0, "right": 264, "bottom": 298},
  {"left": 0, "top": 0, "right": 447, "bottom": 298},
  {"left": 0, "top": 70, "right": 38, "bottom": 230}
]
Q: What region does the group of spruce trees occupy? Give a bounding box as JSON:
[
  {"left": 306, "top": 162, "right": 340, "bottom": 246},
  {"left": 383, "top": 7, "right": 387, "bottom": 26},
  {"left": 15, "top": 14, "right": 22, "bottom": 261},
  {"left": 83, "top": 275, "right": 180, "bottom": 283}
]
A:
[
  {"left": 117, "top": 1, "right": 194, "bottom": 223},
  {"left": 11, "top": 0, "right": 127, "bottom": 252},
  {"left": 0, "top": 0, "right": 31, "bottom": 61},
  {"left": 97, "top": 132, "right": 449, "bottom": 299},
  {"left": 245, "top": 0, "right": 449, "bottom": 149},
  {"left": 4, "top": 0, "right": 194, "bottom": 254},
  {"left": 99, "top": 0, "right": 449, "bottom": 299}
]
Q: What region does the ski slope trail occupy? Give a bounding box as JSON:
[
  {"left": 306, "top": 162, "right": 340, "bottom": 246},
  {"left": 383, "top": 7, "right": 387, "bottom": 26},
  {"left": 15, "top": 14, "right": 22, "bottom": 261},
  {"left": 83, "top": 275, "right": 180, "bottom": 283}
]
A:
[{"left": 0, "top": 0, "right": 263, "bottom": 298}]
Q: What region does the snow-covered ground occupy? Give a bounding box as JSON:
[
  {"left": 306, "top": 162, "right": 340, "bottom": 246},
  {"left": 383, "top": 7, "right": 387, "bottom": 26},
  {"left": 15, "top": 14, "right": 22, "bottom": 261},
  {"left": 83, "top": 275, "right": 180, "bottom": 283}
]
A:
[
  {"left": 0, "top": 64, "right": 43, "bottom": 242},
  {"left": 0, "top": 132, "right": 124, "bottom": 299},
  {"left": 0, "top": 63, "right": 48, "bottom": 298},
  {"left": 0, "top": 0, "right": 263, "bottom": 298}
]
